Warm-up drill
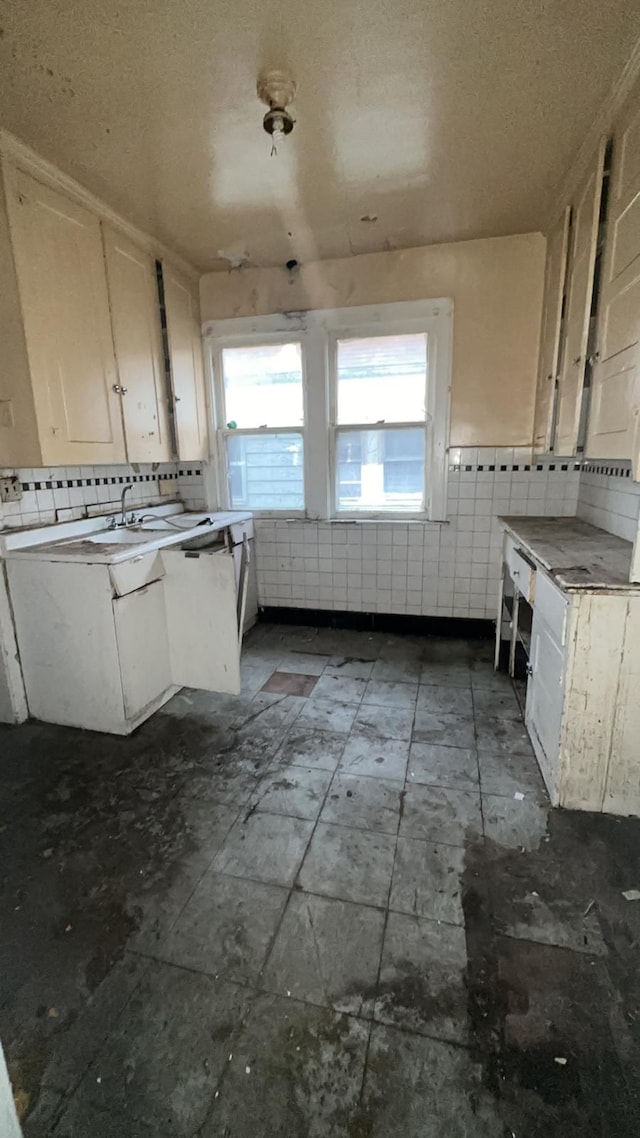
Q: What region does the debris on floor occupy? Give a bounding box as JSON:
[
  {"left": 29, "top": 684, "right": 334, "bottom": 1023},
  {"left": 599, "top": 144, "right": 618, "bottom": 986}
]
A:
[{"left": 1, "top": 623, "right": 640, "bottom": 1136}]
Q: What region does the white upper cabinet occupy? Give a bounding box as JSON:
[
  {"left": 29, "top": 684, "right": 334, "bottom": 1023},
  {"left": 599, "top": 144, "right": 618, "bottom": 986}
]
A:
[
  {"left": 103, "top": 226, "right": 172, "bottom": 463},
  {"left": 533, "top": 207, "right": 570, "bottom": 452},
  {"left": 554, "top": 140, "right": 605, "bottom": 456},
  {"left": 4, "top": 166, "right": 126, "bottom": 465},
  {"left": 587, "top": 85, "right": 640, "bottom": 473},
  {"left": 163, "top": 263, "right": 209, "bottom": 462}
]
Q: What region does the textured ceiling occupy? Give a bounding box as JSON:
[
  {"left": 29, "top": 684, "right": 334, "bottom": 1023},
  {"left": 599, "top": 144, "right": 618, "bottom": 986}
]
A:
[{"left": 0, "top": 0, "right": 639, "bottom": 271}]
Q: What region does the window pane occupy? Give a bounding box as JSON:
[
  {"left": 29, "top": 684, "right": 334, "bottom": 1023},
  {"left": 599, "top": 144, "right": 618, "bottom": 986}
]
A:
[
  {"left": 227, "top": 432, "right": 304, "bottom": 510},
  {"left": 222, "top": 343, "right": 303, "bottom": 428},
  {"left": 336, "top": 428, "right": 424, "bottom": 511},
  {"left": 336, "top": 333, "right": 427, "bottom": 425}
]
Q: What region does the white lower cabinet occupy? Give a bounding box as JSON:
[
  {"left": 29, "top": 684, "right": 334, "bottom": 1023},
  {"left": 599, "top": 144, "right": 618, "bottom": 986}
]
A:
[
  {"left": 500, "top": 528, "right": 640, "bottom": 815},
  {"left": 162, "top": 548, "right": 241, "bottom": 694},
  {"left": 525, "top": 607, "right": 566, "bottom": 794},
  {"left": 8, "top": 543, "right": 245, "bottom": 735},
  {"left": 114, "top": 582, "right": 172, "bottom": 721}
]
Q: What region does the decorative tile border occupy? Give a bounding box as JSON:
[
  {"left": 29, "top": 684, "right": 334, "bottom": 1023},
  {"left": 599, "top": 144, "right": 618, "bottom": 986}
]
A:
[
  {"left": 581, "top": 462, "right": 632, "bottom": 478},
  {"left": 449, "top": 461, "right": 582, "bottom": 473},
  {"left": 20, "top": 471, "right": 179, "bottom": 492},
  {"left": 16, "top": 467, "right": 202, "bottom": 492}
]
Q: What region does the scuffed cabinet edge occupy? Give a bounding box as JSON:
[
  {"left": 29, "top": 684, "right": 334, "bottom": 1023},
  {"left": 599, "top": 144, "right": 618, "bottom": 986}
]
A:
[
  {"left": 0, "top": 563, "right": 28, "bottom": 724},
  {"left": 557, "top": 593, "right": 626, "bottom": 812},
  {"left": 604, "top": 598, "right": 640, "bottom": 814}
]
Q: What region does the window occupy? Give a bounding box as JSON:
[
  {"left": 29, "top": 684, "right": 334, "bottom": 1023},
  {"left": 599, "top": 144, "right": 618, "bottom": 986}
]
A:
[
  {"left": 209, "top": 300, "right": 451, "bottom": 518},
  {"left": 218, "top": 342, "right": 304, "bottom": 510},
  {"left": 333, "top": 333, "right": 428, "bottom": 512}
]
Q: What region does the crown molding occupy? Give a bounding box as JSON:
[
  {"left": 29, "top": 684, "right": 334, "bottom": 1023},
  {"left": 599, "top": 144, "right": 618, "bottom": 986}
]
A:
[
  {"left": 0, "top": 128, "right": 199, "bottom": 282},
  {"left": 547, "top": 33, "right": 640, "bottom": 230}
]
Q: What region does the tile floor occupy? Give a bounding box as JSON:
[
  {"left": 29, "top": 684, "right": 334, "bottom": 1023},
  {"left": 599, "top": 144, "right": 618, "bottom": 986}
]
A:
[{"left": 1, "top": 623, "right": 640, "bottom": 1136}]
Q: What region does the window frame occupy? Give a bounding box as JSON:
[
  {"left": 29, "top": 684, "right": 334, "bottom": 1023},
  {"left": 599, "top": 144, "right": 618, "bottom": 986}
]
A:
[{"left": 206, "top": 299, "right": 452, "bottom": 520}]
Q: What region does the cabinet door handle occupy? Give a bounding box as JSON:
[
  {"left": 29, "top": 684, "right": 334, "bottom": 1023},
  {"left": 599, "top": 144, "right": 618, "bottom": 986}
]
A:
[
  {"left": 573, "top": 355, "right": 582, "bottom": 366},
  {"left": 526, "top": 662, "right": 533, "bottom": 677},
  {"left": 112, "top": 384, "right": 128, "bottom": 395}
]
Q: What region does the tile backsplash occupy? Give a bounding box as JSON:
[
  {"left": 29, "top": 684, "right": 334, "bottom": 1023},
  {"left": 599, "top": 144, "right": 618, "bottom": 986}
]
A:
[
  {"left": 5, "top": 448, "right": 637, "bottom": 622},
  {"left": 577, "top": 460, "right": 640, "bottom": 542},
  {"left": 0, "top": 463, "right": 205, "bottom": 530},
  {"left": 254, "top": 448, "right": 581, "bottom": 620}
]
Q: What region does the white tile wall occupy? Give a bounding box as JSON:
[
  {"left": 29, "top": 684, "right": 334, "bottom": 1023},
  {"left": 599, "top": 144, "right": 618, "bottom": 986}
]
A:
[
  {"left": 254, "top": 448, "right": 581, "bottom": 619},
  {"left": 577, "top": 461, "right": 640, "bottom": 543},
  {"left": 0, "top": 462, "right": 205, "bottom": 531}
]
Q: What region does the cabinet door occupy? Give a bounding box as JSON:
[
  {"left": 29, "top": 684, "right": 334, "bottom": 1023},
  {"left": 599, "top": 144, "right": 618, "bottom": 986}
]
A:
[
  {"left": 554, "top": 140, "right": 605, "bottom": 456},
  {"left": 163, "top": 263, "right": 209, "bottom": 461},
  {"left": 161, "top": 548, "right": 241, "bottom": 693},
  {"left": 4, "top": 166, "right": 126, "bottom": 464},
  {"left": 587, "top": 87, "right": 640, "bottom": 471},
  {"left": 525, "top": 609, "right": 566, "bottom": 801},
  {"left": 103, "top": 226, "right": 172, "bottom": 463},
  {"left": 533, "top": 207, "right": 570, "bottom": 452},
  {"left": 113, "top": 581, "right": 172, "bottom": 720}
]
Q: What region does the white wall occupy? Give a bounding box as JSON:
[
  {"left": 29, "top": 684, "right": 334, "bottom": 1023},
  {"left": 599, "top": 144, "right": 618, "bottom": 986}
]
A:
[
  {"left": 577, "top": 461, "right": 640, "bottom": 542},
  {"left": 200, "top": 233, "right": 546, "bottom": 448},
  {"left": 251, "top": 448, "right": 581, "bottom": 620}
]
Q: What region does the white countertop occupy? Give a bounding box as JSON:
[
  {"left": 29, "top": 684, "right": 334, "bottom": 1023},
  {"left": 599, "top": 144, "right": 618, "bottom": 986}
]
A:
[
  {"left": 1, "top": 506, "right": 253, "bottom": 565},
  {"left": 500, "top": 516, "right": 637, "bottom": 591}
]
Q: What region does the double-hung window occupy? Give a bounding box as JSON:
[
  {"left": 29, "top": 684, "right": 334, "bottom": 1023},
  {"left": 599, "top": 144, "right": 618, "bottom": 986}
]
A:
[
  {"left": 332, "top": 331, "right": 428, "bottom": 514},
  {"left": 209, "top": 299, "right": 451, "bottom": 519},
  {"left": 216, "top": 339, "right": 305, "bottom": 511}
]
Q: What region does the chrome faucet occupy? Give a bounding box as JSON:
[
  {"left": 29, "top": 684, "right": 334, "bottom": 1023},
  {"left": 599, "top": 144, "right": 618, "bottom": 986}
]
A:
[{"left": 120, "top": 484, "right": 133, "bottom": 527}]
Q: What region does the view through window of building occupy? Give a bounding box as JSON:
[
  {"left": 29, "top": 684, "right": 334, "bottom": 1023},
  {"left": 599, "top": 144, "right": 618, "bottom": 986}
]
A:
[
  {"left": 221, "top": 342, "right": 304, "bottom": 510},
  {"left": 334, "top": 333, "right": 428, "bottom": 511}
]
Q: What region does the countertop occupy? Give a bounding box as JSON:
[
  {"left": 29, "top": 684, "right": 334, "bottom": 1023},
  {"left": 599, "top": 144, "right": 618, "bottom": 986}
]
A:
[
  {"left": 2, "top": 509, "right": 253, "bottom": 565},
  {"left": 499, "top": 516, "right": 637, "bottom": 591}
]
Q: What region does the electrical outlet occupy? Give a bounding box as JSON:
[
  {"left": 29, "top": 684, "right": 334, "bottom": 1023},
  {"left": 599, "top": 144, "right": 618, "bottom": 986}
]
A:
[{"left": 0, "top": 475, "right": 23, "bottom": 503}]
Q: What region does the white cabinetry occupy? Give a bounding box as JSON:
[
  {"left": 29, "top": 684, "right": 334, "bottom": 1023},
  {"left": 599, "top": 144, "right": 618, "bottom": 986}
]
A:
[
  {"left": 2, "top": 166, "right": 126, "bottom": 466},
  {"left": 525, "top": 574, "right": 569, "bottom": 793},
  {"left": 498, "top": 520, "right": 640, "bottom": 815},
  {"left": 7, "top": 539, "right": 245, "bottom": 735},
  {"left": 554, "top": 140, "right": 605, "bottom": 456},
  {"left": 114, "top": 582, "right": 172, "bottom": 720},
  {"left": 0, "top": 155, "right": 209, "bottom": 468},
  {"left": 103, "top": 225, "right": 172, "bottom": 463},
  {"left": 533, "top": 208, "right": 570, "bottom": 452},
  {"left": 586, "top": 82, "right": 640, "bottom": 473},
  {"left": 163, "top": 263, "right": 209, "bottom": 462}
]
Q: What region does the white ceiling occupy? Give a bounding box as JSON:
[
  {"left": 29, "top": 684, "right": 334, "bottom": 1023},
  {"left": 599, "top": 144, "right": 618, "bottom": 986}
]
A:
[{"left": 1, "top": 0, "right": 639, "bottom": 271}]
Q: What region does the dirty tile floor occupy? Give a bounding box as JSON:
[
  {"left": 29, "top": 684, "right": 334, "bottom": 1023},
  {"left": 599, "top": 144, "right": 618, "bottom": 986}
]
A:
[{"left": 2, "top": 623, "right": 640, "bottom": 1136}]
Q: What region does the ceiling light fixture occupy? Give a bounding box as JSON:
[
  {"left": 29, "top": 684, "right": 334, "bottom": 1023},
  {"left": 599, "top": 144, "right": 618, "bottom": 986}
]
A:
[{"left": 257, "top": 69, "right": 297, "bottom": 156}]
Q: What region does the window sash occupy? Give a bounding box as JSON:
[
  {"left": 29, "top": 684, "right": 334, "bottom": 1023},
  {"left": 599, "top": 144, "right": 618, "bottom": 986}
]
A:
[
  {"left": 221, "top": 427, "right": 306, "bottom": 512},
  {"left": 331, "top": 424, "right": 427, "bottom": 515}
]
